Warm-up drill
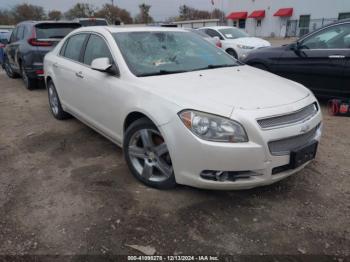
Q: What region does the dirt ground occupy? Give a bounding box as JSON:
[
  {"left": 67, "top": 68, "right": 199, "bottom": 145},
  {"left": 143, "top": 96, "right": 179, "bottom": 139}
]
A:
[{"left": 0, "top": 69, "right": 349, "bottom": 259}]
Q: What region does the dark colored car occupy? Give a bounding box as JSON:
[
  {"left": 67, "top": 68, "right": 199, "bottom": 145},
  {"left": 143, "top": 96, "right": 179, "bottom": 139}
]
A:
[
  {"left": 0, "top": 30, "right": 11, "bottom": 65},
  {"left": 243, "top": 19, "right": 350, "bottom": 98},
  {"left": 73, "top": 18, "right": 108, "bottom": 27},
  {"left": 3, "top": 21, "right": 81, "bottom": 90}
]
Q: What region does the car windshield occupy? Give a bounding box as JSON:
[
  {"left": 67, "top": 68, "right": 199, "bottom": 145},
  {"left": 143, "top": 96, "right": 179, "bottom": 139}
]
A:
[
  {"left": 187, "top": 29, "right": 210, "bottom": 38},
  {"left": 218, "top": 28, "right": 249, "bottom": 39},
  {"left": 113, "top": 31, "right": 239, "bottom": 77},
  {"left": 35, "top": 23, "right": 81, "bottom": 39}
]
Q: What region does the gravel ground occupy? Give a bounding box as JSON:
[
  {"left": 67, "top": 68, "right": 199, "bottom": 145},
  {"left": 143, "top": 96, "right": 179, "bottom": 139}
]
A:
[{"left": 0, "top": 69, "right": 349, "bottom": 258}]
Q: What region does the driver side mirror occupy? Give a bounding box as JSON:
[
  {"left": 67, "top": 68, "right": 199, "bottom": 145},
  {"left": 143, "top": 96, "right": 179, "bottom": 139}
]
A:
[{"left": 91, "top": 57, "right": 119, "bottom": 76}]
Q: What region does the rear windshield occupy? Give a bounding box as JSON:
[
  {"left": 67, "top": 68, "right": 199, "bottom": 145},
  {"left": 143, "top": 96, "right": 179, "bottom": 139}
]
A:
[
  {"left": 35, "top": 23, "right": 81, "bottom": 39},
  {"left": 79, "top": 20, "right": 108, "bottom": 26}
]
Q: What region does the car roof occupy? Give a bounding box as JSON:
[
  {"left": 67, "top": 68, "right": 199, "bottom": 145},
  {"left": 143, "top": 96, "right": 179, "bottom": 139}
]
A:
[
  {"left": 74, "top": 26, "right": 188, "bottom": 34},
  {"left": 199, "top": 26, "right": 234, "bottom": 30},
  {"left": 17, "top": 20, "right": 81, "bottom": 25},
  {"left": 75, "top": 18, "right": 107, "bottom": 21}
]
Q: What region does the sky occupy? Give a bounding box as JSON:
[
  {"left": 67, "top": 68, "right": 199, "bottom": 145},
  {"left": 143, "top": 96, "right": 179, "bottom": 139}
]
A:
[{"left": 0, "top": 0, "right": 229, "bottom": 21}]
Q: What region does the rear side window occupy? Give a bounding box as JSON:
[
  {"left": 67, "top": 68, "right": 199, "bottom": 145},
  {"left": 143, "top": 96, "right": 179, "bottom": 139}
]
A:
[
  {"left": 35, "top": 23, "right": 81, "bottom": 39},
  {"left": 10, "top": 28, "right": 17, "bottom": 42},
  {"left": 16, "top": 26, "right": 24, "bottom": 40},
  {"left": 63, "top": 34, "right": 87, "bottom": 61},
  {"left": 83, "top": 34, "right": 113, "bottom": 65}
]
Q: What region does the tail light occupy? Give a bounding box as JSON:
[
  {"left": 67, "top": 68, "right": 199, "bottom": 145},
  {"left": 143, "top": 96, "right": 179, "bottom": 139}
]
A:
[
  {"left": 27, "top": 27, "right": 53, "bottom": 47},
  {"left": 216, "top": 41, "right": 222, "bottom": 48},
  {"left": 35, "top": 69, "right": 44, "bottom": 75}
]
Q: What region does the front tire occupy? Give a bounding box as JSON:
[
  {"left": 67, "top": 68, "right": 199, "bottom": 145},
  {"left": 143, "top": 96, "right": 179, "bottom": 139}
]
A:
[
  {"left": 3, "top": 58, "right": 19, "bottom": 79},
  {"left": 123, "top": 118, "right": 176, "bottom": 189},
  {"left": 47, "top": 81, "right": 70, "bottom": 120}
]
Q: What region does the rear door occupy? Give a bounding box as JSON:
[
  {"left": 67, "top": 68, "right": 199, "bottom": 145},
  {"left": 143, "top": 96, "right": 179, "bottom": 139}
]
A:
[
  {"left": 52, "top": 33, "right": 89, "bottom": 114},
  {"left": 275, "top": 22, "right": 350, "bottom": 97},
  {"left": 6, "top": 26, "right": 20, "bottom": 70}
]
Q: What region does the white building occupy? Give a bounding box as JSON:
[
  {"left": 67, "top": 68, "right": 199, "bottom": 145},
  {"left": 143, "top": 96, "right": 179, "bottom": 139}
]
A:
[{"left": 226, "top": 0, "right": 350, "bottom": 37}]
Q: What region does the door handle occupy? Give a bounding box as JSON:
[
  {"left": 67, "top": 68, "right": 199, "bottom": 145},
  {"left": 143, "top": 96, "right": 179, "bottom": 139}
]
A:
[
  {"left": 329, "top": 55, "right": 345, "bottom": 59},
  {"left": 75, "top": 71, "right": 84, "bottom": 79}
]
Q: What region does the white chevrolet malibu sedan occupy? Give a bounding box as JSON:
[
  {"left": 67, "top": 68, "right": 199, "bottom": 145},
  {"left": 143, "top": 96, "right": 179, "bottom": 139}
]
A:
[{"left": 44, "top": 26, "right": 322, "bottom": 190}]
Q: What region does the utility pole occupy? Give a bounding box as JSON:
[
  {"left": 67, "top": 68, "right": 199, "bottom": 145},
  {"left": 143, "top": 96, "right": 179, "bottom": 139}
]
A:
[{"left": 111, "top": 0, "right": 114, "bottom": 6}]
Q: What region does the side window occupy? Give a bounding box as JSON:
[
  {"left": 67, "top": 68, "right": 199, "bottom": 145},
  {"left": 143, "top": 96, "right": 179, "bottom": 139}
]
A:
[
  {"left": 63, "top": 34, "right": 87, "bottom": 61},
  {"left": 59, "top": 39, "right": 68, "bottom": 56},
  {"left": 16, "top": 26, "right": 24, "bottom": 40},
  {"left": 301, "top": 24, "right": 350, "bottom": 49},
  {"left": 83, "top": 34, "right": 113, "bottom": 66},
  {"left": 23, "top": 26, "right": 29, "bottom": 39},
  {"left": 10, "top": 28, "right": 17, "bottom": 43},
  {"left": 205, "top": 29, "right": 223, "bottom": 40}
]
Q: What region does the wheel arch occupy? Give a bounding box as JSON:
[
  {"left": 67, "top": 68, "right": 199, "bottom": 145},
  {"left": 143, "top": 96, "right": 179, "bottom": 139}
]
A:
[{"left": 124, "top": 111, "right": 153, "bottom": 133}]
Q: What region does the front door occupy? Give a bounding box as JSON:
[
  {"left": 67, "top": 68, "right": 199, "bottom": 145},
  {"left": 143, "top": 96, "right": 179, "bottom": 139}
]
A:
[
  {"left": 275, "top": 22, "right": 350, "bottom": 97},
  {"left": 78, "top": 33, "right": 124, "bottom": 141}
]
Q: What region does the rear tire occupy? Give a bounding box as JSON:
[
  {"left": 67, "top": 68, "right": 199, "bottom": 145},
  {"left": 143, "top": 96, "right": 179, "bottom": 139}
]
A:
[
  {"left": 123, "top": 118, "right": 176, "bottom": 189},
  {"left": 47, "top": 80, "right": 71, "bottom": 120},
  {"left": 226, "top": 49, "right": 238, "bottom": 59},
  {"left": 3, "top": 58, "right": 19, "bottom": 79},
  {"left": 21, "top": 65, "right": 37, "bottom": 90}
]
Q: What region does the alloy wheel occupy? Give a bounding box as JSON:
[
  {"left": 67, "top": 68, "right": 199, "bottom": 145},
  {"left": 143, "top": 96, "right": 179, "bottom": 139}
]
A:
[{"left": 127, "top": 128, "right": 173, "bottom": 182}]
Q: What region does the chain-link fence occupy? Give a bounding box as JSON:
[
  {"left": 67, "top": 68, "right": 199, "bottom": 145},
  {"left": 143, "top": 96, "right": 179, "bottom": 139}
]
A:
[{"left": 286, "top": 18, "right": 339, "bottom": 37}]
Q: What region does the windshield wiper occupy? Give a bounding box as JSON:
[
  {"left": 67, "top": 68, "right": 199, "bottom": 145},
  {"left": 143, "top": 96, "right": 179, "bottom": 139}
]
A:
[
  {"left": 189, "top": 64, "right": 237, "bottom": 72},
  {"left": 138, "top": 69, "right": 187, "bottom": 77},
  {"left": 207, "top": 64, "right": 236, "bottom": 69}
]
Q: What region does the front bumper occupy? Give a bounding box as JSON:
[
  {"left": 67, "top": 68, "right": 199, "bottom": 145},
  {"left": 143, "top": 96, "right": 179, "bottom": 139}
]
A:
[{"left": 160, "top": 96, "right": 322, "bottom": 190}]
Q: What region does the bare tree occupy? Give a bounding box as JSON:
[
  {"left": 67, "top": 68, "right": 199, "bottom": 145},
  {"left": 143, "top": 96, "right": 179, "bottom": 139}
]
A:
[
  {"left": 0, "top": 10, "right": 14, "bottom": 25},
  {"left": 11, "top": 4, "right": 46, "bottom": 23},
  {"left": 134, "top": 4, "right": 154, "bottom": 24},
  {"left": 65, "top": 3, "right": 96, "bottom": 19},
  {"left": 48, "top": 10, "right": 62, "bottom": 21},
  {"left": 95, "top": 4, "right": 133, "bottom": 24}
]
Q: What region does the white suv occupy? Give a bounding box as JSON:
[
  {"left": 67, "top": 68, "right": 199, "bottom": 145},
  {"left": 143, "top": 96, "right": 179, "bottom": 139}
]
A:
[{"left": 199, "top": 26, "right": 271, "bottom": 59}]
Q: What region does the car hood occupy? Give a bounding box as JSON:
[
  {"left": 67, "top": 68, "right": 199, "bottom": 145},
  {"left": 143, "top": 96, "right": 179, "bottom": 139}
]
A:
[
  {"left": 138, "top": 65, "right": 310, "bottom": 117},
  {"left": 225, "top": 37, "right": 271, "bottom": 47}
]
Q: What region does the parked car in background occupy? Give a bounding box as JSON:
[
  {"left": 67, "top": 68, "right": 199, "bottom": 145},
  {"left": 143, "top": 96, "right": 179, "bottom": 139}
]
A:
[
  {"left": 243, "top": 19, "right": 350, "bottom": 98},
  {"left": 0, "top": 30, "right": 10, "bottom": 65},
  {"left": 73, "top": 18, "right": 108, "bottom": 27},
  {"left": 198, "top": 26, "right": 271, "bottom": 59},
  {"left": 185, "top": 28, "right": 222, "bottom": 48},
  {"left": 3, "top": 21, "right": 81, "bottom": 90},
  {"left": 44, "top": 26, "right": 322, "bottom": 190}
]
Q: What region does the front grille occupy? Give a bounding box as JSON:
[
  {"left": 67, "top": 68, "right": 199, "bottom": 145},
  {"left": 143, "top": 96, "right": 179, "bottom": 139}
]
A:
[
  {"left": 257, "top": 103, "right": 318, "bottom": 129},
  {"left": 268, "top": 126, "right": 318, "bottom": 156}
]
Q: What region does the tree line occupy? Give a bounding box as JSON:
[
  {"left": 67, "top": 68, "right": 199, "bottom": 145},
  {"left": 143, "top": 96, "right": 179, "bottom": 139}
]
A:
[{"left": 0, "top": 3, "right": 225, "bottom": 25}]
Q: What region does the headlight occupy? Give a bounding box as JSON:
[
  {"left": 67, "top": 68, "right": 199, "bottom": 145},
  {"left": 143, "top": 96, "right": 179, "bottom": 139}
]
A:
[
  {"left": 178, "top": 110, "right": 248, "bottom": 143},
  {"left": 237, "top": 44, "right": 255, "bottom": 49}
]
